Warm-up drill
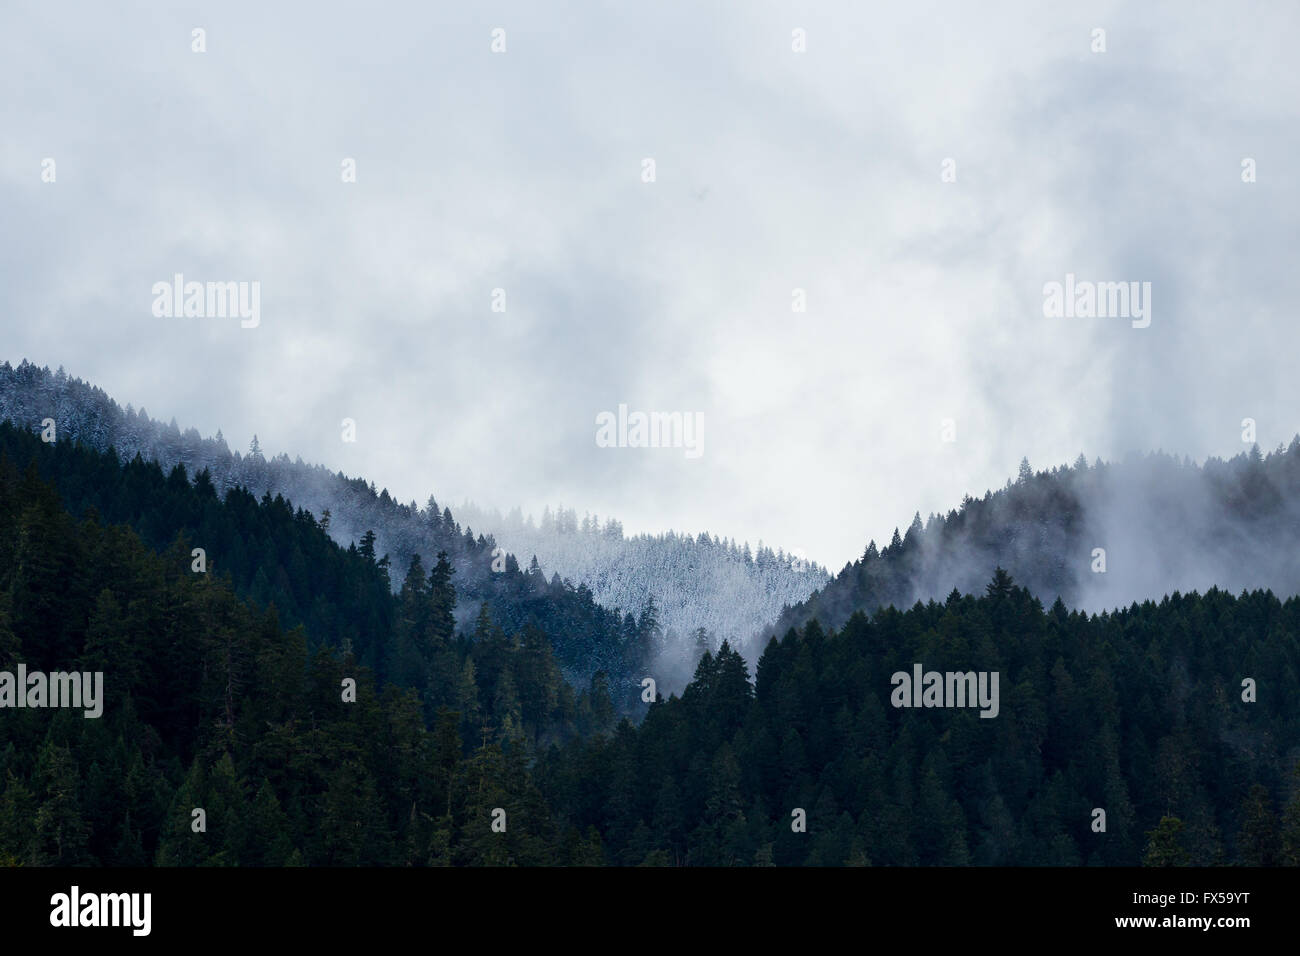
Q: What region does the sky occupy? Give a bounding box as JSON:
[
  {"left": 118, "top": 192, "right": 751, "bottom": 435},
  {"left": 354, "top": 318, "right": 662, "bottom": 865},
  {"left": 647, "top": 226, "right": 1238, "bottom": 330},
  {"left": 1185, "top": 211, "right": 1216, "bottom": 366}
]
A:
[{"left": 2, "top": 1, "right": 1298, "bottom": 570}]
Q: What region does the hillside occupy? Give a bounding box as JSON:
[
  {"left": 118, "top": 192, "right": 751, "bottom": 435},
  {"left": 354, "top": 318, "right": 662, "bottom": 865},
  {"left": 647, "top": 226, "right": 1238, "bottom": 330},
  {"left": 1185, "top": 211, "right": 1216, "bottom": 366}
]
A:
[
  {"left": 0, "top": 360, "right": 825, "bottom": 689},
  {"left": 538, "top": 576, "right": 1300, "bottom": 865},
  {"left": 770, "top": 444, "right": 1300, "bottom": 642},
  {"left": 0, "top": 417, "right": 649, "bottom": 706},
  {"left": 0, "top": 361, "right": 495, "bottom": 608},
  {"left": 455, "top": 501, "right": 828, "bottom": 684},
  {"left": 0, "top": 458, "right": 616, "bottom": 866},
  {"left": 6, "top": 455, "right": 1297, "bottom": 867}
]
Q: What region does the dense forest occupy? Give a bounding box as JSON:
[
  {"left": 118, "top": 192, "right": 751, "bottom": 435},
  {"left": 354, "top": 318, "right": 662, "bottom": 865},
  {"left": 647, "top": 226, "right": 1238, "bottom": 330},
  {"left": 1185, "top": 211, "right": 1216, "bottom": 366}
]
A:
[
  {"left": 0, "top": 419, "right": 655, "bottom": 706},
  {"left": 0, "top": 445, "right": 620, "bottom": 865},
  {"left": 773, "top": 441, "right": 1300, "bottom": 643},
  {"left": 0, "top": 361, "right": 496, "bottom": 605},
  {"left": 0, "top": 361, "right": 827, "bottom": 677},
  {"left": 541, "top": 580, "right": 1300, "bottom": 865},
  {"left": 2, "top": 431, "right": 1299, "bottom": 865},
  {"left": 455, "top": 500, "right": 828, "bottom": 665}
]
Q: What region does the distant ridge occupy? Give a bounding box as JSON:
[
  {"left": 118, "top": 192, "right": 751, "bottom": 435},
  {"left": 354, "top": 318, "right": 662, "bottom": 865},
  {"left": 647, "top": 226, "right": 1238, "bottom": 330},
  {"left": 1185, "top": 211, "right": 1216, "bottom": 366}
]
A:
[{"left": 773, "top": 442, "right": 1300, "bottom": 640}]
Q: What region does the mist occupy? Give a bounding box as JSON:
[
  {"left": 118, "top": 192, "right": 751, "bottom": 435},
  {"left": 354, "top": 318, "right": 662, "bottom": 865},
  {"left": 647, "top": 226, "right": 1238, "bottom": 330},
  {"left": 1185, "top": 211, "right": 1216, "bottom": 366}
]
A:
[{"left": 769, "top": 441, "right": 1300, "bottom": 650}]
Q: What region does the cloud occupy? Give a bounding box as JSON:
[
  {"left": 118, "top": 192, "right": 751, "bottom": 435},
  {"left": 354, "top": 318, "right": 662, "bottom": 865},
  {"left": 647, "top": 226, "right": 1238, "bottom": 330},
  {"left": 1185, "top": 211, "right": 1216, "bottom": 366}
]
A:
[{"left": 2, "top": 0, "right": 1297, "bottom": 568}]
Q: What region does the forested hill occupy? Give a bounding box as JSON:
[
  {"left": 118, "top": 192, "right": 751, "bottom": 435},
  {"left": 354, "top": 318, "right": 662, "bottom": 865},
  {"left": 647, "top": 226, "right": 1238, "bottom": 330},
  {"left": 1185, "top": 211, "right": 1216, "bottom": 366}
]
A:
[
  {"left": 771, "top": 442, "right": 1300, "bottom": 639},
  {"left": 0, "top": 360, "right": 499, "bottom": 612},
  {"left": 6, "top": 454, "right": 1297, "bottom": 867},
  {"left": 0, "top": 361, "right": 823, "bottom": 688},
  {"left": 0, "top": 456, "right": 619, "bottom": 866},
  {"left": 0, "top": 361, "right": 673, "bottom": 697},
  {"left": 0, "top": 420, "right": 655, "bottom": 707},
  {"left": 455, "top": 501, "right": 828, "bottom": 675},
  {"left": 539, "top": 575, "right": 1300, "bottom": 865}
]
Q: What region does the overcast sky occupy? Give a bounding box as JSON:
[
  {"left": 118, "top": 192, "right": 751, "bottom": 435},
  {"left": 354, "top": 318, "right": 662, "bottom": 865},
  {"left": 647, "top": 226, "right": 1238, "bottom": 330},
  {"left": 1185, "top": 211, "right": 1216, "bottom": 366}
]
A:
[{"left": 3, "top": 1, "right": 1298, "bottom": 569}]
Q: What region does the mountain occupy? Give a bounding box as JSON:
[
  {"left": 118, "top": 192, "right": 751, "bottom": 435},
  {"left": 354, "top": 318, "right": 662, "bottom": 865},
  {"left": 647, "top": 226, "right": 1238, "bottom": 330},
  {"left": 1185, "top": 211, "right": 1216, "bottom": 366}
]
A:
[
  {"left": 0, "top": 360, "right": 494, "bottom": 604},
  {"left": 0, "top": 416, "right": 638, "bottom": 728},
  {"left": 7, "top": 450, "right": 1297, "bottom": 865},
  {"left": 537, "top": 576, "right": 1300, "bottom": 865},
  {"left": 0, "top": 360, "right": 825, "bottom": 690},
  {"left": 0, "top": 455, "right": 614, "bottom": 866},
  {"left": 454, "top": 501, "right": 828, "bottom": 684},
  {"left": 771, "top": 444, "right": 1300, "bottom": 640},
  {"left": 9, "top": 357, "right": 1300, "bottom": 867},
  {"left": 0, "top": 363, "right": 652, "bottom": 702}
]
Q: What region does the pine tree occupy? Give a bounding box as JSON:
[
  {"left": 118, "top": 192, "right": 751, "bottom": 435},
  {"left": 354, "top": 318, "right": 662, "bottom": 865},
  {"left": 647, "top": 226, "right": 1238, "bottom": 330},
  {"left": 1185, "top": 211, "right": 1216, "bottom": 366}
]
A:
[
  {"left": 0, "top": 591, "right": 18, "bottom": 668},
  {"left": 1143, "top": 816, "right": 1190, "bottom": 867},
  {"left": 319, "top": 758, "right": 394, "bottom": 865},
  {"left": 0, "top": 772, "right": 37, "bottom": 864},
  {"left": 33, "top": 739, "right": 90, "bottom": 866},
  {"left": 456, "top": 658, "right": 484, "bottom": 744},
  {"left": 428, "top": 551, "right": 457, "bottom": 644},
  {"left": 1237, "top": 784, "right": 1280, "bottom": 865},
  {"left": 986, "top": 566, "right": 1015, "bottom": 599},
  {"left": 358, "top": 529, "right": 377, "bottom": 563},
  {"left": 1281, "top": 782, "right": 1300, "bottom": 866}
]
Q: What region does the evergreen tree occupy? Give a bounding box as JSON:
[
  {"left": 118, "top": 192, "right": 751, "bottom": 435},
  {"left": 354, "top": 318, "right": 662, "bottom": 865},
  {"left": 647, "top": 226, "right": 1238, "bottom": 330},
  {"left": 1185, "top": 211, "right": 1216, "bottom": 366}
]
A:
[
  {"left": 1143, "top": 817, "right": 1190, "bottom": 867},
  {"left": 1237, "top": 784, "right": 1280, "bottom": 866}
]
